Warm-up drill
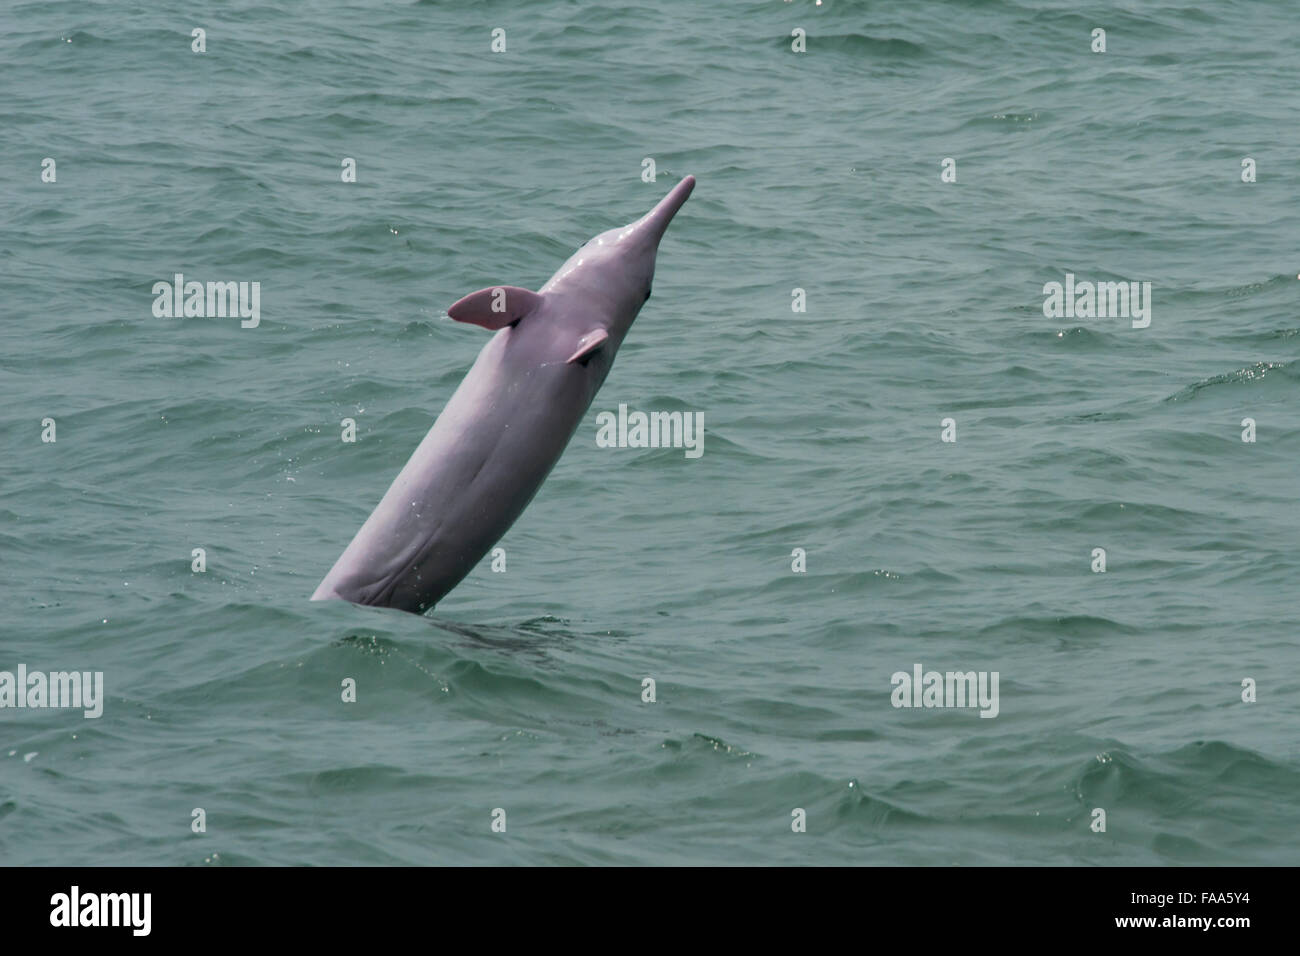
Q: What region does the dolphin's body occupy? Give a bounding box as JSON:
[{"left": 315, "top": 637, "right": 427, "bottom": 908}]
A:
[{"left": 312, "top": 176, "right": 696, "bottom": 614}]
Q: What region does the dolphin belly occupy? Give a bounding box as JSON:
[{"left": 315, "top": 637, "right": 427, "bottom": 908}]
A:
[{"left": 313, "top": 351, "right": 595, "bottom": 613}]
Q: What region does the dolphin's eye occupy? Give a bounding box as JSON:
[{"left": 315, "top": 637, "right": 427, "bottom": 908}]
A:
[{"left": 579, "top": 239, "right": 590, "bottom": 248}]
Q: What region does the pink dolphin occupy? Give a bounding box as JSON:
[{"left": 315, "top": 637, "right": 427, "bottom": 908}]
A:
[{"left": 312, "top": 176, "right": 696, "bottom": 614}]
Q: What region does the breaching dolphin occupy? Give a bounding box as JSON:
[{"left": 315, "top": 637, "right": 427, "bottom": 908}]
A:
[{"left": 312, "top": 175, "right": 696, "bottom": 614}]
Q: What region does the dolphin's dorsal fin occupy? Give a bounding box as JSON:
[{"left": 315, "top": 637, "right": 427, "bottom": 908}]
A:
[
  {"left": 565, "top": 328, "right": 609, "bottom": 365},
  {"left": 447, "top": 286, "right": 544, "bottom": 330}
]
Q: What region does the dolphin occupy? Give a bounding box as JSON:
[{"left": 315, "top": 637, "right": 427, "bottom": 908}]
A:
[{"left": 312, "top": 175, "right": 696, "bottom": 614}]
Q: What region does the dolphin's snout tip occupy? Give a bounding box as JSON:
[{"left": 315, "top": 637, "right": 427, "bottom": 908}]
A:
[{"left": 643, "top": 175, "right": 696, "bottom": 237}]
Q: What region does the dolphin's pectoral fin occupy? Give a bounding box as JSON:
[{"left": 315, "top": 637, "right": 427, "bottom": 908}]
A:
[
  {"left": 447, "top": 286, "right": 544, "bottom": 330},
  {"left": 565, "top": 328, "right": 609, "bottom": 365}
]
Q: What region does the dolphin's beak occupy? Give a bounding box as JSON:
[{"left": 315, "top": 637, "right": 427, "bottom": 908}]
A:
[{"left": 636, "top": 175, "right": 695, "bottom": 243}]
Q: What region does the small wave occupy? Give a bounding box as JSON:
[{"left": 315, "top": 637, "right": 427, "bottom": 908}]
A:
[
  {"left": 796, "top": 33, "right": 929, "bottom": 60},
  {"left": 1164, "top": 361, "right": 1293, "bottom": 403}
]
